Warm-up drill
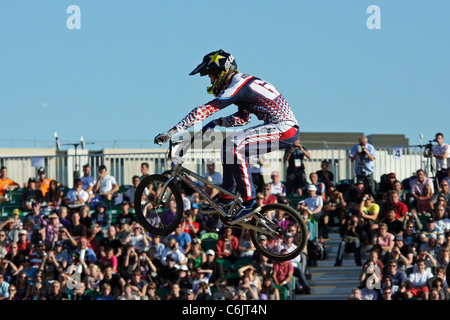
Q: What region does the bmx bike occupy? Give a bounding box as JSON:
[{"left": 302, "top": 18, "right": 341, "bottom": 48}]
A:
[{"left": 134, "top": 130, "right": 308, "bottom": 261}]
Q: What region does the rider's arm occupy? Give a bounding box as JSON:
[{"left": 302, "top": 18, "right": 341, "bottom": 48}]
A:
[
  {"left": 174, "top": 99, "right": 231, "bottom": 133},
  {"left": 218, "top": 109, "right": 251, "bottom": 127}
]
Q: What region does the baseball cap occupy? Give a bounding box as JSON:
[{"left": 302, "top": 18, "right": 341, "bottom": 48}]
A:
[
  {"left": 179, "top": 265, "right": 189, "bottom": 271},
  {"left": 38, "top": 167, "right": 46, "bottom": 174},
  {"left": 307, "top": 185, "right": 317, "bottom": 191},
  {"left": 284, "top": 233, "right": 293, "bottom": 238},
  {"left": 427, "top": 217, "right": 435, "bottom": 223},
  {"left": 394, "top": 234, "right": 404, "bottom": 241},
  {"left": 19, "top": 230, "right": 27, "bottom": 235},
  {"left": 206, "top": 249, "right": 215, "bottom": 256},
  {"left": 389, "top": 172, "right": 396, "bottom": 178},
  {"left": 12, "top": 208, "right": 20, "bottom": 215},
  {"left": 96, "top": 201, "right": 107, "bottom": 209}
]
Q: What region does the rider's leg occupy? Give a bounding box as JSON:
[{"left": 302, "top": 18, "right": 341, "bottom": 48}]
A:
[{"left": 224, "top": 123, "right": 299, "bottom": 224}]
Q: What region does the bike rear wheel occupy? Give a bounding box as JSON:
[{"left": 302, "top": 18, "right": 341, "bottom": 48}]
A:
[
  {"left": 249, "top": 203, "right": 308, "bottom": 262},
  {"left": 134, "top": 174, "right": 183, "bottom": 235}
]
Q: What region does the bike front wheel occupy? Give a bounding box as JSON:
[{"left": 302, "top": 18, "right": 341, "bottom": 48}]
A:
[
  {"left": 248, "top": 203, "right": 308, "bottom": 262},
  {"left": 134, "top": 174, "right": 183, "bottom": 235}
]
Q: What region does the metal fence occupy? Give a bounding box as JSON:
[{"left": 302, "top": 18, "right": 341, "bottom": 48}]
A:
[{"left": 0, "top": 145, "right": 435, "bottom": 190}]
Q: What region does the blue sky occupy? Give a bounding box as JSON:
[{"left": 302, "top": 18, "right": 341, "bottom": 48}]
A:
[{"left": 0, "top": 0, "right": 449, "bottom": 149}]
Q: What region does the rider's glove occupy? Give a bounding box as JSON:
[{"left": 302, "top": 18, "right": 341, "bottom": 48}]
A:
[
  {"left": 202, "top": 119, "right": 221, "bottom": 138},
  {"left": 154, "top": 131, "right": 172, "bottom": 146}
]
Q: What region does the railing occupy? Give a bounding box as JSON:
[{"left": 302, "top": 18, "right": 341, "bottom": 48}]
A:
[{"left": 0, "top": 145, "right": 435, "bottom": 189}]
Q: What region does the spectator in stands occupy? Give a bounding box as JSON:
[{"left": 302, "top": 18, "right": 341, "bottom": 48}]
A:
[
  {"left": 73, "top": 236, "right": 97, "bottom": 266},
  {"left": 58, "top": 206, "right": 71, "bottom": 229},
  {"left": 36, "top": 167, "right": 55, "bottom": 197},
  {"left": 0, "top": 166, "right": 19, "bottom": 202},
  {"left": 122, "top": 176, "right": 140, "bottom": 206},
  {"left": 298, "top": 185, "right": 325, "bottom": 237},
  {"left": 434, "top": 205, "right": 450, "bottom": 234},
  {"left": 347, "top": 180, "right": 366, "bottom": 216},
  {"left": 80, "top": 164, "right": 95, "bottom": 197},
  {"left": 63, "top": 178, "right": 89, "bottom": 207},
  {"left": 44, "top": 180, "right": 63, "bottom": 208},
  {"left": 316, "top": 160, "right": 335, "bottom": 191},
  {"left": 426, "top": 266, "right": 449, "bottom": 298},
  {"left": 41, "top": 212, "right": 63, "bottom": 247},
  {"left": 307, "top": 172, "right": 326, "bottom": 198},
  {"left": 406, "top": 259, "right": 433, "bottom": 299},
  {"left": 272, "top": 249, "right": 294, "bottom": 299},
  {"left": 284, "top": 137, "right": 310, "bottom": 196},
  {"left": 161, "top": 236, "right": 187, "bottom": 267},
  {"left": 186, "top": 238, "right": 205, "bottom": 269},
  {"left": 126, "top": 223, "right": 150, "bottom": 253},
  {"left": 99, "top": 264, "right": 125, "bottom": 298},
  {"left": 419, "top": 233, "right": 441, "bottom": 262},
  {"left": 213, "top": 279, "right": 234, "bottom": 300},
  {"left": 91, "top": 201, "right": 112, "bottom": 238},
  {"left": 393, "top": 179, "right": 411, "bottom": 208},
  {"left": 424, "top": 132, "right": 450, "bottom": 183},
  {"left": 391, "top": 235, "right": 414, "bottom": 270},
  {"left": 26, "top": 201, "right": 45, "bottom": 234},
  {"left": 172, "top": 223, "right": 192, "bottom": 255},
  {"left": 358, "top": 194, "right": 380, "bottom": 242},
  {"left": 238, "top": 228, "right": 256, "bottom": 259},
  {"left": 430, "top": 180, "right": 450, "bottom": 210},
  {"left": 416, "top": 184, "right": 434, "bottom": 214},
  {"left": 420, "top": 218, "right": 445, "bottom": 246},
  {"left": 11, "top": 209, "right": 23, "bottom": 231},
  {"left": 97, "top": 282, "right": 115, "bottom": 300},
  {"left": 216, "top": 226, "right": 239, "bottom": 263},
  {"left": 67, "top": 211, "right": 87, "bottom": 242},
  {"left": 360, "top": 278, "right": 379, "bottom": 300},
  {"left": 402, "top": 208, "right": 423, "bottom": 236},
  {"left": 93, "top": 165, "right": 119, "bottom": 201},
  {"left": 261, "top": 183, "right": 277, "bottom": 207},
  {"left": 200, "top": 249, "right": 223, "bottom": 286},
  {"left": 0, "top": 273, "right": 10, "bottom": 300},
  {"left": 349, "top": 136, "right": 376, "bottom": 195},
  {"left": 259, "top": 275, "right": 280, "bottom": 300},
  {"left": 381, "top": 208, "right": 404, "bottom": 236},
  {"left": 334, "top": 215, "right": 363, "bottom": 267},
  {"left": 383, "top": 260, "right": 407, "bottom": 297},
  {"left": 21, "top": 178, "right": 44, "bottom": 211},
  {"left": 181, "top": 210, "right": 200, "bottom": 240},
  {"left": 269, "top": 171, "right": 286, "bottom": 198},
  {"left": 15, "top": 271, "right": 31, "bottom": 300},
  {"left": 433, "top": 196, "right": 450, "bottom": 218},
  {"left": 146, "top": 282, "right": 161, "bottom": 300},
  {"left": 17, "top": 229, "right": 31, "bottom": 256},
  {"left": 126, "top": 268, "right": 148, "bottom": 298},
  {"left": 323, "top": 187, "right": 347, "bottom": 227},
  {"left": 372, "top": 223, "right": 395, "bottom": 261},
  {"left": 0, "top": 218, "right": 19, "bottom": 244},
  {"left": 138, "top": 162, "right": 149, "bottom": 181},
  {"left": 45, "top": 280, "right": 68, "bottom": 300},
  {"left": 114, "top": 202, "right": 135, "bottom": 228},
  {"left": 436, "top": 244, "right": 450, "bottom": 269},
  {"left": 380, "top": 172, "right": 398, "bottom": 204},
  {"left": 382, "top": 191, "right": 409, "bottom": 222},
  {"left": 411, "top": 169, "right": 434, "bottom": 203}
]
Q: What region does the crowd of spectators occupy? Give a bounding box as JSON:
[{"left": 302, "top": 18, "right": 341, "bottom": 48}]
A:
[{"left": 0, "top": 132, "right": 449, "bottom": 301}]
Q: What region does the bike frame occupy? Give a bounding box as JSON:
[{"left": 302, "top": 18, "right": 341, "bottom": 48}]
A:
[{"left": 154, "top": 140, "right": 284, "bottom": 237}]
